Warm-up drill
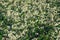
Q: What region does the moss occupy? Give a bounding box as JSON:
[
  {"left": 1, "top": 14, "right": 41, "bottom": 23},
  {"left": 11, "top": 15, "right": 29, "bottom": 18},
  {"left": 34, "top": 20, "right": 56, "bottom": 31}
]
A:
[{"left": 0, "top": 0, "right": 59, "bottom": 40}]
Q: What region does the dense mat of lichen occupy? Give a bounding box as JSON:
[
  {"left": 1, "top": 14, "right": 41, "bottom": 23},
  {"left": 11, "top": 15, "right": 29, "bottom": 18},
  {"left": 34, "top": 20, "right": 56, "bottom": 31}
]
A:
[{"left": 0, "top": 0, "right": 60, "bottom": 40}]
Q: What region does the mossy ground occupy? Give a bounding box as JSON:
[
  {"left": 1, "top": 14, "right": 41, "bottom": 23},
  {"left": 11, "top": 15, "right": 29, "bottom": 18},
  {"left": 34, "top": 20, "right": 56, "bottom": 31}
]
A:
[{"left": 0, "top": 0, "right": 60, "bottom": 40}]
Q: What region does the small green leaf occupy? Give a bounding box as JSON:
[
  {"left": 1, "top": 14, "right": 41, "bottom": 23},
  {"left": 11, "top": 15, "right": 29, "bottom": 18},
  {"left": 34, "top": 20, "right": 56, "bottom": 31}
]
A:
[{"left": 0, "top": 35, "right": 2, "bottom": 40}]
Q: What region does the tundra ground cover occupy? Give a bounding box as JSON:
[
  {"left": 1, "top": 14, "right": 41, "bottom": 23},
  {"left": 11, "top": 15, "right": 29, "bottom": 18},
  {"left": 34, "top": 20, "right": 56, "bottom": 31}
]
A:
[{"left": 0, "top": 0, "right": 60, "bottom": 40}]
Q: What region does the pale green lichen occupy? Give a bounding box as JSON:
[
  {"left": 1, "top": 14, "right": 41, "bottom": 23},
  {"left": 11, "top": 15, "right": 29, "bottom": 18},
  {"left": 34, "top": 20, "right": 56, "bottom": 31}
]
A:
[{"left": 0, "top": 0, "right": 60, "bottom": 40}]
